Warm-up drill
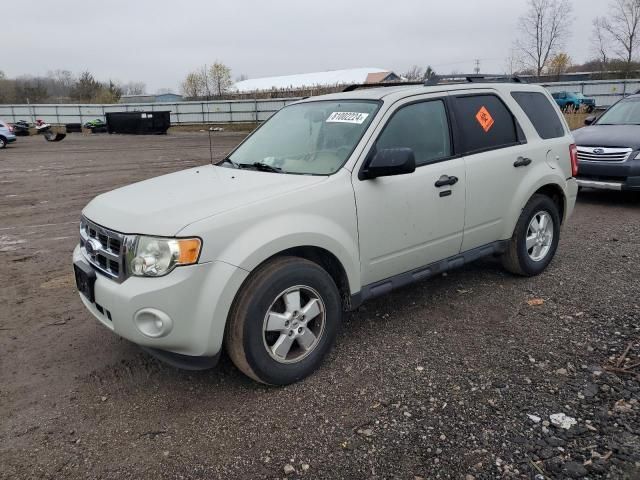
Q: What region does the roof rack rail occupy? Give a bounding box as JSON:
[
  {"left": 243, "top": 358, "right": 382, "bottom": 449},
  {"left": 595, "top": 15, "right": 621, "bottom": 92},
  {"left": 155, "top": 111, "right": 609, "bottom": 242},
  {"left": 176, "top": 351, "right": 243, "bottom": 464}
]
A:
[
  {"left": 424, "top": 74, "right": 525, "bottom": 86},
  {"left": 342, "top": 81, "right": 423, "bottom": 92}
]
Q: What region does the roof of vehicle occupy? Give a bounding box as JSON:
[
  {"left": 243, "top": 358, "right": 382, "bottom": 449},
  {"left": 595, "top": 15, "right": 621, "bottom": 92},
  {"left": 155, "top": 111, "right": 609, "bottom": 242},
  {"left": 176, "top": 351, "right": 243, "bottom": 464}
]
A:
[{"left": 297, "top": 82, "right": 548, "bottom": 104}]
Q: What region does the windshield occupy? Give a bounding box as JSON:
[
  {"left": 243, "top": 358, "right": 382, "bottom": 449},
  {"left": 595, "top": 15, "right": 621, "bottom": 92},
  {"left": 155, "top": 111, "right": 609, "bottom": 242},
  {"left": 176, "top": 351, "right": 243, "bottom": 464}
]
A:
[
  {"left": 597, "top": 99, "right": 640, "bottom": 125},
  {"left": 228, "top": 100, "right": 380, "bottom": 175}
]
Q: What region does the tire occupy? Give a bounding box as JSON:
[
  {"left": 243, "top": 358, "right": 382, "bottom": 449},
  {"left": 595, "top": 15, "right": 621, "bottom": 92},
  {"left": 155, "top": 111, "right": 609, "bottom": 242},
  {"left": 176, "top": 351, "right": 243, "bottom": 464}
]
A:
[
  {"left": 501, "top": 194, "right": 561, "bottom": 276},
  {"left": 0, "top": 137, "right": 6, "bottom": 149},
  {"left": 225, "top": 256, "right": 342, "bottom": 385}
]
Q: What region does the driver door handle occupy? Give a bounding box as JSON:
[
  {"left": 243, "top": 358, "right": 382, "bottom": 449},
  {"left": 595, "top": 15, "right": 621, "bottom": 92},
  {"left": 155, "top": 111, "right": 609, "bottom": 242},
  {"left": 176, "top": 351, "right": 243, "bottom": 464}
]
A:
[
  {"left": 514, "top": 156, "right": 532, "bottom": 167},
  {"left": 434, "top": 175, "right": 458, "bottom": 187}
]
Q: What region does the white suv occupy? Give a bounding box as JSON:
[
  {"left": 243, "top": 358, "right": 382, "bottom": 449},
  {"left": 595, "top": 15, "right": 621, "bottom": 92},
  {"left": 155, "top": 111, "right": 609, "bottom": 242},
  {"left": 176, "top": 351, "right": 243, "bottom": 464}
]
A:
[{"left": 73, "top": 81, "right": 578, "bottom": 384}]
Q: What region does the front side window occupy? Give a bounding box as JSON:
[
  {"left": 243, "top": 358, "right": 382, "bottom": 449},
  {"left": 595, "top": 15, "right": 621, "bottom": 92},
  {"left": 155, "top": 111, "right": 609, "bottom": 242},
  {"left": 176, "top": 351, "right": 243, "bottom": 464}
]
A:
[
  {"left": 596, "top": 98, "right": 640, "bottom": 125},
  {"left": 512, "top": 91, "right": 565, "bottom": 139},
  {"left": 453, "top": 94, "right": 519, "bottom": 154},
  {"left": 228, "top": 100, "right": 379, "bottom": 175},
  {"left": 375, "top": 100, "right": 451, "bottom": 166}
]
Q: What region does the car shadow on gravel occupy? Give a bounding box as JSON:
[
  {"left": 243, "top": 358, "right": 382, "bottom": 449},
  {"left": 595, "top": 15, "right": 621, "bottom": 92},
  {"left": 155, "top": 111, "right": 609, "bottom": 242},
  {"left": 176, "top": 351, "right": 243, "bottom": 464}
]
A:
[{"left": 577, "top": 189, "right": 640, "bottom": 206}]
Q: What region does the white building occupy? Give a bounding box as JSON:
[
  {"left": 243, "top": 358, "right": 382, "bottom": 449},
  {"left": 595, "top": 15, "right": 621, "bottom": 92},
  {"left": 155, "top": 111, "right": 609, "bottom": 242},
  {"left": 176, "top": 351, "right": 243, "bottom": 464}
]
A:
[{"left": 233, "top": 68, "right": 400, "bottom": 93}]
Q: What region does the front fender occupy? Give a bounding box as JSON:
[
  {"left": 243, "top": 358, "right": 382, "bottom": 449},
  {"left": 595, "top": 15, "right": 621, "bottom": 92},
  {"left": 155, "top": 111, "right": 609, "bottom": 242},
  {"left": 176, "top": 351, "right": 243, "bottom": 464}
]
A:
[
  {"left": 178, "top": 170, "right": 361, "bottom": 294},
  {"left": 216, "top": 214, "right": 361, "bottom": 294}
]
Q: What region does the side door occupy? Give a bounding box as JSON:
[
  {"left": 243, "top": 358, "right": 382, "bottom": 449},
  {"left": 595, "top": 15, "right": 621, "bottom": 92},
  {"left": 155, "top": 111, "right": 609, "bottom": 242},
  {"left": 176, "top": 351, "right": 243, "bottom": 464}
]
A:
[
  {"left": 352, "top": 95, "right": 466, "bottom": 286},
  {"left": 449, "top": 90, "right": 541, "bottom": 252}
]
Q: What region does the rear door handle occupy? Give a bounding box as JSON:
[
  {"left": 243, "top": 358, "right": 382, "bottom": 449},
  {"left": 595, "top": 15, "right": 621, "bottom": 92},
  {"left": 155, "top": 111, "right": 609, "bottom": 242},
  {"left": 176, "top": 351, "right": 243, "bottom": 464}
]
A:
[
  {"left": 434, "top": 175, "right": 458, "bottom": 187},
  {"left": 514, "top": 157, "right": 532, "bottom": 167}
]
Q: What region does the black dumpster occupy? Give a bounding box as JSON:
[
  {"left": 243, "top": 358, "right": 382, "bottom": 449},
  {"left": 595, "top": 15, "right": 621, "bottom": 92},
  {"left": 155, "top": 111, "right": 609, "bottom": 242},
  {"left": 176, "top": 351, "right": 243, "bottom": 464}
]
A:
[{"left": 105, "top": 111, "right": 171, "bottom": 135}]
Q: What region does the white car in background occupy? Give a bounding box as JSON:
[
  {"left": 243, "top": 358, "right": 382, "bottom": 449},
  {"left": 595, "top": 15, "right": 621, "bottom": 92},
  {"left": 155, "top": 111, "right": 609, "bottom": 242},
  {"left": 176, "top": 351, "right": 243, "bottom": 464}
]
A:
[{"left": 73, "top": 80, "right": 578, "bottom": 385}]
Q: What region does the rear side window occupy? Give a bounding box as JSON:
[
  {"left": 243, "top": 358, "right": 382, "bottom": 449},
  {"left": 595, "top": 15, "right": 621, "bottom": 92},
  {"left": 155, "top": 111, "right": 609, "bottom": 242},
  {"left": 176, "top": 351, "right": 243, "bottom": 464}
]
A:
[
  {"left": 376, "top": 100, "right": 451, "bottom": 166},
  {"left": 511, "top": 91, "right": 565, "bottom": 139},
  {"left": 452, "top": 94, "right": 519, "bottom": 154}
]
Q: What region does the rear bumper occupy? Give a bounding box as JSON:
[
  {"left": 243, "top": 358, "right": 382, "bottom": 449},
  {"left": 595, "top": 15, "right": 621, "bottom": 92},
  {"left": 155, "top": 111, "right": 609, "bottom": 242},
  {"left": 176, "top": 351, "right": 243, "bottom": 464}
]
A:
[
  {"left": 577, "top": 157, "right": 640, "bottom": 191},
  {"left": 6, "top": 135, "right": 16, "bottom": 143}
]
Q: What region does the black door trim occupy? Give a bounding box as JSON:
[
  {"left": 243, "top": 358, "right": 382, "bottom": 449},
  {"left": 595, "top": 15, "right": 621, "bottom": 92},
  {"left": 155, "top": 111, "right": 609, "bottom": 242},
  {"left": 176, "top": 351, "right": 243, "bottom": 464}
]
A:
[{"left": 349, "top": 240, "right": 508, "bottom": 310}]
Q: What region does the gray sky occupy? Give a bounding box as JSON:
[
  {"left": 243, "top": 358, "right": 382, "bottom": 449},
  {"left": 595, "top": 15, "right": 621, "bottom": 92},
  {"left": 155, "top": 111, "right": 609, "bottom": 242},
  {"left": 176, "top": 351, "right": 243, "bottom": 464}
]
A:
[{"left": 3, "top": 0, "right": 610, "bottom": 93}]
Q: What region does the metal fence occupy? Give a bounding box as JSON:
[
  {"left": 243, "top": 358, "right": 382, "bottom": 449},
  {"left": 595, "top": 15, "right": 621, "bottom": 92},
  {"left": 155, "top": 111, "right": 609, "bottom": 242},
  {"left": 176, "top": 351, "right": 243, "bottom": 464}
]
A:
[
  {"left": 1, "top": 79, "right": 639, "bottom": 125},
  {"left": 0, "top": 98, "right": 301, "bottom": 125},
  {"left": 540, "top": 79, "right": 640, "bottom": 107}
]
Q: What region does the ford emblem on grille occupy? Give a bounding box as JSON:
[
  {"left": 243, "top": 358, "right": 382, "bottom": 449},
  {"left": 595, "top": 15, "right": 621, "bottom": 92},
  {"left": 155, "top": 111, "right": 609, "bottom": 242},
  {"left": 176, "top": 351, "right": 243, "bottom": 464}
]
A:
[
  {"left": 85, "top": 238, "right": 102, "bottom": 257},
  {"left": 593, "top": 148, "right": 605, "bottom": 154}
]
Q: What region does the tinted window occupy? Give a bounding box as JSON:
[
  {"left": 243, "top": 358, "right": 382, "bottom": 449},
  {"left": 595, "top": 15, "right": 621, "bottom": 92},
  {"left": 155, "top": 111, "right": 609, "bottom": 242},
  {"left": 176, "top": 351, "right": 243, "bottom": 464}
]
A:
[
  {"left": 376, "top": 100, "right": 451, "bottom": 166},
  {"left": 453, "top": 94, "right": 519, "bottom": 153},
  {"left": 512, "top": 91, "right": 565, "bottom": 139}
]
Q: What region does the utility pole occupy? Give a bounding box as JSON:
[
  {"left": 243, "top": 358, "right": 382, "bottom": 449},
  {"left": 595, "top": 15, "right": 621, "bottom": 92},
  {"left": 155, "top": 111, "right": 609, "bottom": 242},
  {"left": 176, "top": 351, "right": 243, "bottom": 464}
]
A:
[{"left": 474, "top": 59, "right": 481, "bottom": 75}]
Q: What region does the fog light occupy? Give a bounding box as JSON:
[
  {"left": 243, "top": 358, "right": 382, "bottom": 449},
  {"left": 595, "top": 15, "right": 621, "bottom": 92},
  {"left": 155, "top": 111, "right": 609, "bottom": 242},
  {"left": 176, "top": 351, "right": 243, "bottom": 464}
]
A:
[{"left": 134, "top": 308, "right": 173, "bottom": 338}]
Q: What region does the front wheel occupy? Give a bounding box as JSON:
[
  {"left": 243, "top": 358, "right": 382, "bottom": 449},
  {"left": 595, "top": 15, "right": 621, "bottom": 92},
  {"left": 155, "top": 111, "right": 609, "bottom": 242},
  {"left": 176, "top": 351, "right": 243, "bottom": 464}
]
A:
[
  {"left": 225, "top": 256, "right": 342, "bottom": 385},
  {"left": 501, "top": 194, "right": 561, "bottom": 276}
]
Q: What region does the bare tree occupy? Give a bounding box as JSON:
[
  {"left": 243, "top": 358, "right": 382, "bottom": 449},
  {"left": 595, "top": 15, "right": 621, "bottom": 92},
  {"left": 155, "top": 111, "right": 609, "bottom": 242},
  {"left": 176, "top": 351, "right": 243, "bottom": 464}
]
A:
[
  {"left": 592, "top": 17, "right": 611, "bottom": 71},
  {"left": 515, "top": 0, "right": 572, "bottom": 77},
  {"left": 600, "top": 0, "right": 640, "bottom": 73},
  {"left": 403, "top": 65, "right": 424, "bottom": 81}
]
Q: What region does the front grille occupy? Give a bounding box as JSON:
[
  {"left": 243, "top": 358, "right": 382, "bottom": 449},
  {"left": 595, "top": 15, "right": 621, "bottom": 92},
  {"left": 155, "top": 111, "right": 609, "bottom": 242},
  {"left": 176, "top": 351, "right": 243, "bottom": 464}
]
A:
[
  {"left": 80, "top": 217, "right": 132, "bottom": 282},
  {"left": 577, "top": 146, "right": 632, "bottom": 162}
]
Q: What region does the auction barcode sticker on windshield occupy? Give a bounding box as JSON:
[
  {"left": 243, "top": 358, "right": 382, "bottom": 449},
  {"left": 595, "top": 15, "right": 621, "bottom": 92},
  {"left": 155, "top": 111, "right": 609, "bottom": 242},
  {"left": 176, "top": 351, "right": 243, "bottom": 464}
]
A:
[{"left": 326, "top": 112, "right": 370, "bottom": 124}]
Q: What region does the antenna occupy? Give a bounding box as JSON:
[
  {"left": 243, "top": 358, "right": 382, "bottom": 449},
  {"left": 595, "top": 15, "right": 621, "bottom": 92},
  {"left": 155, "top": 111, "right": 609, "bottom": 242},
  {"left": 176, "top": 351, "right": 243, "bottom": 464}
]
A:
[
  {"left": 208, "top": 127, "right": 214, "bottom": 165},
  {"left": 474, "top": 59, "right": 481, "bottom": 75}
]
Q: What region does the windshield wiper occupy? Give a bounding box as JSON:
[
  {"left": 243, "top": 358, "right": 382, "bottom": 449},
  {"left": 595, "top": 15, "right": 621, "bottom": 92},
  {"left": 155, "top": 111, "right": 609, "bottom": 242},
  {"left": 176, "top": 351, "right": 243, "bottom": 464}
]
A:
[
  {"left": 238, "top": 162, "right": 283, "bottom": 173},
  {"left": 218, "top": 157, "right": 239, "bottom": 168}
]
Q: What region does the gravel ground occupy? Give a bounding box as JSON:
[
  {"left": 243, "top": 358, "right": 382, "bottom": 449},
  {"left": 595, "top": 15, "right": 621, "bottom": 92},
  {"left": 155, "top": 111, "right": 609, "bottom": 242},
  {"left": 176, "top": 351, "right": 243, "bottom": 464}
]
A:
[{"left": 1, "top": 133, "right": 639, "bottom": 479}]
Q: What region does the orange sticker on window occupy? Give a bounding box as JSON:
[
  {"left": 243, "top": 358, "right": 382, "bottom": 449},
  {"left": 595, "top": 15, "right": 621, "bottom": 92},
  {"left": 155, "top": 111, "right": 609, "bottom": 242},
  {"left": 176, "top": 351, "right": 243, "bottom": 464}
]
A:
[{"left": 475, "top": 106, "right": 495, "bottom": 132}]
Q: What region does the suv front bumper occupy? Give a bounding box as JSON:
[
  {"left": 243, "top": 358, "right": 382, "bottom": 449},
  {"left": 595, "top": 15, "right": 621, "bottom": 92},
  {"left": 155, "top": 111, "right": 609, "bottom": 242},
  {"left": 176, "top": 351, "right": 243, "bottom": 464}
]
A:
[
  {"left": 577, "top": 156, "right": 640, "bottom": 191},
  {"left": 72, "top": 244, "right": 248, "bottom": 360}
]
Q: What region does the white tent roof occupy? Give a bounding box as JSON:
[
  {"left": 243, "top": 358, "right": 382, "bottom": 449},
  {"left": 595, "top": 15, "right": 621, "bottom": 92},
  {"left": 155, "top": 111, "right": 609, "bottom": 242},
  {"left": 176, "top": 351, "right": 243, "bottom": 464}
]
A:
[{"left": 233, "top": 68, "right": 392, "bottom": 92}]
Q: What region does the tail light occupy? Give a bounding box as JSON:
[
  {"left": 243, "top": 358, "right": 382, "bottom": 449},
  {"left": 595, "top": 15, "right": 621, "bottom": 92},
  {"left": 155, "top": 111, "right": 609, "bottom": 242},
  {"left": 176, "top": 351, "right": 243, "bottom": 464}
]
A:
[
  {"left": 8, "top": 124, "right": 14, "bottom": 133},
  {"left": 569, "top": 144, "right": 578, "bottom": 177}
]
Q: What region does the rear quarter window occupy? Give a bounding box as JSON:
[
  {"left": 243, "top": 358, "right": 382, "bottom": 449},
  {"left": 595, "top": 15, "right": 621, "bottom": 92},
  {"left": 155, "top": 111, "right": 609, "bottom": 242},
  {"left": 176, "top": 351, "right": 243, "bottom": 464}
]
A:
[{"left": 512, "top": 91, "right": 565, "bottom": 139}]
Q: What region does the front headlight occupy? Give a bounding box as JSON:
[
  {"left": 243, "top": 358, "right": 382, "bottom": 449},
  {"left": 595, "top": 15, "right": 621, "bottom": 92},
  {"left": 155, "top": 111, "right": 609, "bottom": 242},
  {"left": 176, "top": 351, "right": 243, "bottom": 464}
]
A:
[{"left": 130, "top": 236, "right": 201, "bottom": 277}]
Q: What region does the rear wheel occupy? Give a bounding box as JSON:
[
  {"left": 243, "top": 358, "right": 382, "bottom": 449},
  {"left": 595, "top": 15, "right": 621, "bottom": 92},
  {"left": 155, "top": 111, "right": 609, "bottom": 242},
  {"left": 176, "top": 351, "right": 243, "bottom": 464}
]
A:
[
  {"left": 225, "top": 256, "right": 341, "bottom": 385},
  {"left": 502, "top": 194, "right": 561, "bottom": 276},
  {"left": 0, "top": 136, "right": 6, "bottom": 149}
]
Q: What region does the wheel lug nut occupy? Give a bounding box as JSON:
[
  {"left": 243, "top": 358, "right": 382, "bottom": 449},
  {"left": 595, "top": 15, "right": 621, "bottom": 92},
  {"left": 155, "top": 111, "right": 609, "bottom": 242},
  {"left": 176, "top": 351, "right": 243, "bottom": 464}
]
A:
[
  {"left": 285, "top": 321, "right": 290, "bottom": 327},
  {"left": 288, "top": 330, "right": 293, "bottom": 336},
  {"left": 298, "top": 327, "right": 303, "bottom": 333}
]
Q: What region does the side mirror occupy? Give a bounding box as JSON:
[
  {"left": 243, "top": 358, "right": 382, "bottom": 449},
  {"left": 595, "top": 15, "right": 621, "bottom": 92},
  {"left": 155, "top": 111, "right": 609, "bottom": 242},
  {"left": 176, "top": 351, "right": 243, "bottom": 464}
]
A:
[
  {"left": 584, "top": 115, "right": 596, "bottom": 126},
  {"left": 361, "top": 148, "right": 416, "bottom": 179}
]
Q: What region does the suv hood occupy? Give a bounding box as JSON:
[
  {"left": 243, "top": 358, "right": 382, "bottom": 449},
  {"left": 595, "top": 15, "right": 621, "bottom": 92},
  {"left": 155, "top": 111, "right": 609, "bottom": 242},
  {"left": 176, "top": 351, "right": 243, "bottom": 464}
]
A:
[
  {"left": 83, "top": 165, "right": 326, "bottom": 236},
  {"left": 573, "top": 124, "right": 640, "bottom": 149}
]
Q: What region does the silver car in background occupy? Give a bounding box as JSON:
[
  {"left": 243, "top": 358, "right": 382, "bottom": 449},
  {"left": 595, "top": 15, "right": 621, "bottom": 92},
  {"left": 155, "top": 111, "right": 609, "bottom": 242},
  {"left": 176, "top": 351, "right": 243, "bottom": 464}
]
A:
[{"left": 0, "top": 120, "right": 17, "bottom": 148}]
